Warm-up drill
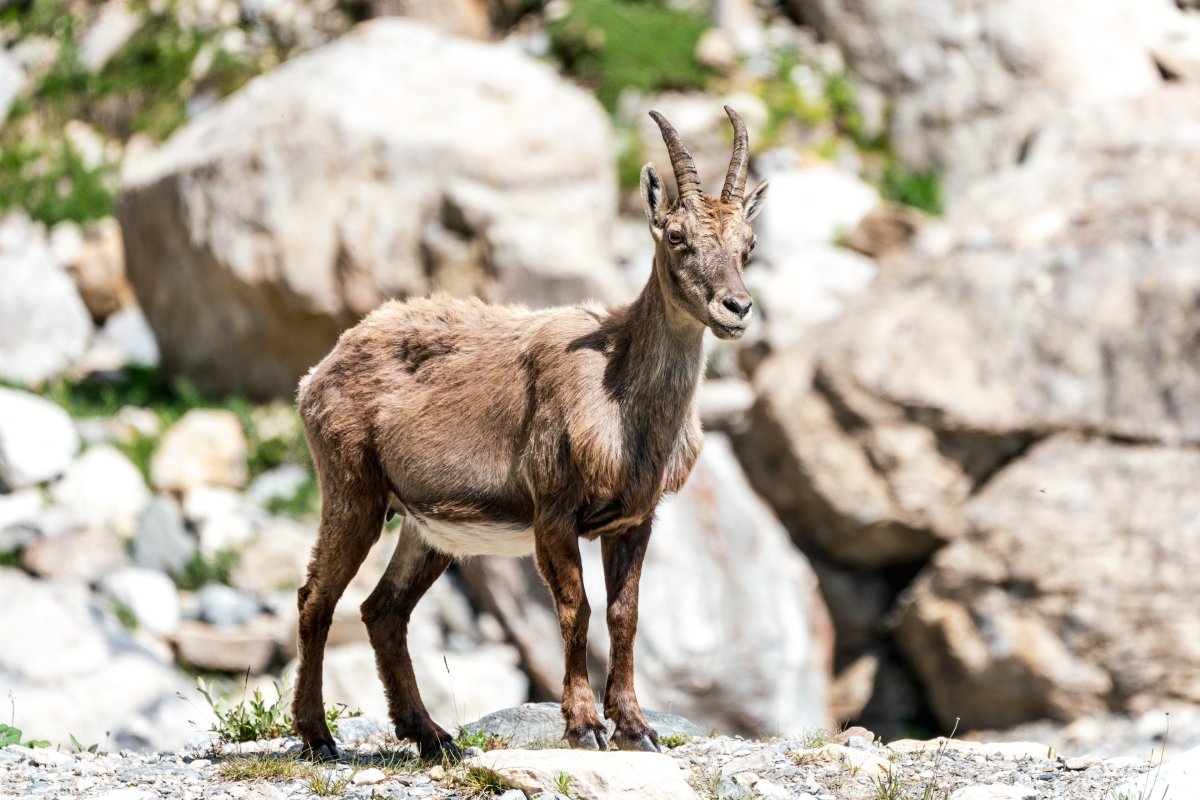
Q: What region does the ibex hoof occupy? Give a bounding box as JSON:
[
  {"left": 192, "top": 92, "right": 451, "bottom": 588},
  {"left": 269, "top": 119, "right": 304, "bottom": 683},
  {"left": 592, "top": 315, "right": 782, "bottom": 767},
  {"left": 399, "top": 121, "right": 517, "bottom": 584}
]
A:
[
  {"left": 302, "top": 741, "right": 341, "bottom": 762},
  {"left": 565, "top": 725, "right": 609, "bottom": 751},
  {"left": 420, "top": 738, "right": 462, "bottom": 763},
  {"left": 614, "top": 730, "right": 662, "bottom": 753}
]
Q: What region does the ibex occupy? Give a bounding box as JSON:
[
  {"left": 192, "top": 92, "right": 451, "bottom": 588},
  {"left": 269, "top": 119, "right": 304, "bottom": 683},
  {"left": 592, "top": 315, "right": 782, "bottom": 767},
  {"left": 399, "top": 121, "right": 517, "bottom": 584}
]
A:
[{"left": 293, "top": 107, "right": 768, "bottom": 760}]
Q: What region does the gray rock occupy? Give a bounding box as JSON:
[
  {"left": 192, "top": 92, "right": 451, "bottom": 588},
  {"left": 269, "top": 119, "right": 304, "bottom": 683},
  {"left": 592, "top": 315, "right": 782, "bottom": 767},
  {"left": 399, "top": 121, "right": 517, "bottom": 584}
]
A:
[
  {"left": 22, "top": 526, "right": 129, "bottom": 583},
  {"left": 0, "top": 213, "right": 93, "bottom": 387},
  {"left": 193, "top": 583, "right": 261, "bottom": 626},
  {"left": 897, "top": 436, "right": 1200, "bottom": 730},
  {"left": 132, "top": 498, "right": 195, "bottom": 577},
  {"left": 120, "top": 19, "right": 620, "bottom": 399},
  {"left": 150, "top": 410, "right": 248, "bottom": 492},
  {"left": 100, "top": 566, "right": 182, "bottom": 635},
  {"left": 246, "top": 463, "right": 310, "bottom": 508},
  {"left": 0, "top": 51, "right": 23, "bottom": 132},
  {"left": 50, "top": 444, "right": 150, "bottom": 538},
  {"left": 0, "top": 387, "right": 80, "bottom": 490},
  {"left": 460, "top": 702, "right": 705, "bottom": 749},
  {"left": 91, "top": 306, "right": 160, "bottom": 368}
]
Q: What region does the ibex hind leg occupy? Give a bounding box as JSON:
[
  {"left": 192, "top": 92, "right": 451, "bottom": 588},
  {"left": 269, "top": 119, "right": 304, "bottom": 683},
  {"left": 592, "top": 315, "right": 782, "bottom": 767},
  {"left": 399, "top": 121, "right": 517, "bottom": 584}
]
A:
[
  {"left": 360, "top": 516, "right": 460, "bottom": 761},
  {"left": 294, "top": 477, "right": 387, "bottom": 761}
]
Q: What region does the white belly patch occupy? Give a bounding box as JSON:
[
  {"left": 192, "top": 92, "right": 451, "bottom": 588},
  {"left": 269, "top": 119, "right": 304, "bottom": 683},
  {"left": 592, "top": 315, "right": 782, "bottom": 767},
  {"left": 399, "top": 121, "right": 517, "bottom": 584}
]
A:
[{"left": 411, "top": 516, "right": 535, "bottom": 558}]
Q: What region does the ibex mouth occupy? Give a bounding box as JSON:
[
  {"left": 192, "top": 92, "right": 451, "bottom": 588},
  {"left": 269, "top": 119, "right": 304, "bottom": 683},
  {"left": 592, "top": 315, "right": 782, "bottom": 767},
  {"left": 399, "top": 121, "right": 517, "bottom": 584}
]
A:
[{"left": 711, "top": 321, "right": 747, "bottom": 340}]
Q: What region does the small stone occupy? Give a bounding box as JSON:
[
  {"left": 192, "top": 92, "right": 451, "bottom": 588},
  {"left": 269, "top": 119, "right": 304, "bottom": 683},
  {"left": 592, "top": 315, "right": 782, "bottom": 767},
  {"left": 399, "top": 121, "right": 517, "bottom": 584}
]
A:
[
  {"left": 150, "top": 409, "right": 248, "bottom": 493},
  {"left": 351, "top": 767, "right": 387, "bottom": 785},
  {"left": 497, "top": 791, "right": 525, "bottom": 800},
  {"left": 732, "top": 771, "right": 759, "bottom": 788},
  {"left": 0, "top": 387, "right": 79, "bottom": 489},
  {"left": 464, "top": 746, "right": 485, "bottom": 758},
  {"left": 132, "top": 498, "right": 195, "bottom": 577},
  {"left": 99, "top": 566, "right": 182, "bottom": 635},
  {"left": 950, "top": 786, "right": 1037, "bottom": 800},
  {"left": 31, "top": 749, "right": 74, "bottom": 767},
  {"left": 427, "top": 765, "right": 446, "bottom": 781},
  {"left": 246, "top": 463, "right": 310, "bottom": 508},
  {"left": 753, "top": 778, "right": 790, "bottom": 799},
  {"left": 1064, "top": 755, "right": 1102, "bottom": 771},
  {"left": 50, "top": 444, "right": 150, "bottom": 537},
  {"left": 194, "top": 583, "right": 260, "bottom": 626}
]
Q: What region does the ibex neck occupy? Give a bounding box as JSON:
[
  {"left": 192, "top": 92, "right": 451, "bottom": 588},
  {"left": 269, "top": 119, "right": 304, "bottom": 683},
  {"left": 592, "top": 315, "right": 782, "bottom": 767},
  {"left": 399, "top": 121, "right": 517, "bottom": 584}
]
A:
[{"left": 618, "top": 258, "right": 706, "bottom": 406}]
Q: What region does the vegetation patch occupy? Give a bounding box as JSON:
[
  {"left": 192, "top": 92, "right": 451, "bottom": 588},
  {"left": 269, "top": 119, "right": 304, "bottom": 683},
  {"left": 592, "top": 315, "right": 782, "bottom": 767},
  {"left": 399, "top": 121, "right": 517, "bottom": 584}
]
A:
[
  {"left": 218, "top": 753, "right": 316, "bottom": 782},
  {"left": 454, "top": 728, "right": 512, "bottom": 753},
  {"left": 548, "top": 0, "right": 714, "bottom": 111},
  {"left": 196, "top": 673, "right": 360, "bottom": 746}
]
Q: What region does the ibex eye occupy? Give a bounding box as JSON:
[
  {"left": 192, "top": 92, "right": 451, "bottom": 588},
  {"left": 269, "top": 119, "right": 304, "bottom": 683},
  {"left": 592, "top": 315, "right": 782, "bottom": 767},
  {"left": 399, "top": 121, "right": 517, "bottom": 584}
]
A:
[{"left": 667, "top": 231, "right": 685, "bottom": 247}]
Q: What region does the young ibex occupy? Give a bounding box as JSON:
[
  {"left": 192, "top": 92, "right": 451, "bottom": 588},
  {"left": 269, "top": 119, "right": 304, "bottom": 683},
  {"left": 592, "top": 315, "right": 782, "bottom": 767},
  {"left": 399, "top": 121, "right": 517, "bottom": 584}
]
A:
[{"left": 293, "top": 107, "right": 768, "bottom": 760}]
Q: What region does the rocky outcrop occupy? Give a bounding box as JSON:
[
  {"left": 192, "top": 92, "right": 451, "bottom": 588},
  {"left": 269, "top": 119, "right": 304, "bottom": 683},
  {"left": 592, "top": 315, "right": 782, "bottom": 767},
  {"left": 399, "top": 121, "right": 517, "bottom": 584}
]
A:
[
  {"left": 897, "top": 436, "right": 1200, "bottom": 730},
  {"left": 735, "top": 87, "right": 1200, "bottom": 729},
  {"left": 119, "top": 19, "right": 620, "bottom": 399},
  {"left": 737, "top": 88, "right": 1200, "bottom": 569},
  {"left": 462, "top": 434, "right": 833, "bottom": 737},
  {"left": 787, "top": 0, "right": 1197, "bottom": 193}
]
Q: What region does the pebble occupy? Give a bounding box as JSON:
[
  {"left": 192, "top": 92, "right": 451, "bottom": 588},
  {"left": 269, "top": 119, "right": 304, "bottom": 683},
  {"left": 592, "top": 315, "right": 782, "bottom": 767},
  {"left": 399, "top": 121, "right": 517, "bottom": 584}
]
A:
[{"left": 351, "top": 767, "right": 386, "bottom": 785}]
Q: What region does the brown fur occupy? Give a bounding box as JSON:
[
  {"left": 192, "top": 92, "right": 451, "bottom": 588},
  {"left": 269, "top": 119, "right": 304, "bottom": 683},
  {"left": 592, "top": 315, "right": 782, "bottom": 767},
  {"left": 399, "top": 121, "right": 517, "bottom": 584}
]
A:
[{"left": 292, "top": 108, "right": 768, "bottom": 759}]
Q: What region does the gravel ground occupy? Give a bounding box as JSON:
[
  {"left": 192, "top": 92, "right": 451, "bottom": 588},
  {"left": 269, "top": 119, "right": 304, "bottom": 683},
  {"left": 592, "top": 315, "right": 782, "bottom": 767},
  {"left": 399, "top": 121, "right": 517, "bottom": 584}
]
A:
[{"left": 0, "top": 719, "right": 1156, "bottom": 800}]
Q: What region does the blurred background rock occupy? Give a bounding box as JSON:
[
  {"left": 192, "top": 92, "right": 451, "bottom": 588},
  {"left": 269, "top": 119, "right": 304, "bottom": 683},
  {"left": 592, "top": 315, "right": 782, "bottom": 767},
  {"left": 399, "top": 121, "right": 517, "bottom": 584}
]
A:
[{"left": 1, "top": 0, "right": 1198, "bottom": 760}]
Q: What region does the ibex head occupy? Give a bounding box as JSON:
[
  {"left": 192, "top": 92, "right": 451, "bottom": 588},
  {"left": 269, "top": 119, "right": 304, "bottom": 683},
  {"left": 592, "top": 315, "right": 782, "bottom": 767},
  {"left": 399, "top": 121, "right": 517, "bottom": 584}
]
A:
[{"left": 641, "top": 106, "right": 769, "bottom": 341}]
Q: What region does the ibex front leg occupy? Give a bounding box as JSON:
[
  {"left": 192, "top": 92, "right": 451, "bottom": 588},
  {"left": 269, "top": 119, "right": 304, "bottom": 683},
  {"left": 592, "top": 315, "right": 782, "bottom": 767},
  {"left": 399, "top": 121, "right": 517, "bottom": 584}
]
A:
[
  {"left": 601, "top": 521, "right": 661, "bottom": 752},
  {"left": 534, "top": 514, "right": 608, "bottom": 750}
]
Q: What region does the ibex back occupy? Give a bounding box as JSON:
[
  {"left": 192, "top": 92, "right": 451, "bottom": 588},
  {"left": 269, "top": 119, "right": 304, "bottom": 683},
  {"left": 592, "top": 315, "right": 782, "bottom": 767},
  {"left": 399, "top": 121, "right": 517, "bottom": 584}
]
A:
[{"left": 294, "top": 107, "right": 768, "bottom": 760}]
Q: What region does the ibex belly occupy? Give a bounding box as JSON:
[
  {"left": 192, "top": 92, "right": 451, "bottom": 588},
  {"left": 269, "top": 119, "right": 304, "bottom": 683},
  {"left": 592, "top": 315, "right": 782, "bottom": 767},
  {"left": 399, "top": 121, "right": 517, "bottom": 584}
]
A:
[{"left": 409, "top": 513, "right": 535, "bottom": 557}]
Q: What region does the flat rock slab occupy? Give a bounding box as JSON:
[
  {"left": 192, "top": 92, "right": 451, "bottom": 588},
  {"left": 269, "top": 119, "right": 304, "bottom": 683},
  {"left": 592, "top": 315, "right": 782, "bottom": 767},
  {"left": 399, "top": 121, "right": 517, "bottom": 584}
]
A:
[
  {"left": 470, "top": 749, "right": 698, "bottom": 800},
  {"left": 460, "top": 703, "right": 705, "bottom": 749}
]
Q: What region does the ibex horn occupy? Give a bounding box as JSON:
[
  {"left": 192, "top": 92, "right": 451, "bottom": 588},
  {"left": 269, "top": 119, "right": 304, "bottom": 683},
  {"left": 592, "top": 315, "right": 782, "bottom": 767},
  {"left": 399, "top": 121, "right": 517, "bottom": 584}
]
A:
[
  {"left": 649, "top": 110, "right": 702, "bottom": 201},
  {"left": 721, "top": 105, "right": 749, "bottom": 204}
]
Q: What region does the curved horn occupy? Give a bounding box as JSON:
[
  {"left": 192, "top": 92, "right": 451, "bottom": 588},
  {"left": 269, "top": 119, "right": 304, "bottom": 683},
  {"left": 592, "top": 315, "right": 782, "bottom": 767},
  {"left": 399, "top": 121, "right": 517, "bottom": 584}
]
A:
[
  {"left": 649, "top": 110, "right": 702, "bottom": 201},
  {"left": 721, "top": 105, "right": 749, "bottom": 204}
]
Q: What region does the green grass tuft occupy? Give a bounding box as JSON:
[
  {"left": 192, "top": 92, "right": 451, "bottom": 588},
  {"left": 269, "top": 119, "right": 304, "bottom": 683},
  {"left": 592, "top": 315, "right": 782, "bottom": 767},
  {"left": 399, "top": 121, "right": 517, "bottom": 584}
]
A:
[{"left": 548, "top": 0, "right": 714, "bottom": 111}]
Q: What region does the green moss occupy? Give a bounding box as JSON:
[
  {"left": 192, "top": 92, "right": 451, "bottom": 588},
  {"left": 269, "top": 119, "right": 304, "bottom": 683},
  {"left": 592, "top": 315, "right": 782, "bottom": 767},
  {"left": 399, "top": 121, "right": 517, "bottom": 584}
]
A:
[
  {"left": 0, "top": 139, "right": 117, "bottom": 227},
  {"left": 548, "top": 0, "right": 714, "bottom": 111},
  {"left": 176, "top": 548, "right": 239, "bottom": 591},
  {"left": 881, "top": 164, "right": 943, "bottom": 215}
]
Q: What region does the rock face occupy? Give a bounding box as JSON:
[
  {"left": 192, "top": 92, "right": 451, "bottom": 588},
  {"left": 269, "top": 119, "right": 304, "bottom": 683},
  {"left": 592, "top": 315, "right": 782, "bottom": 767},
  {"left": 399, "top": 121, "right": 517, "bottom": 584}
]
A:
[
  {"left": 463, "top": 434, "right": 833, "bottom": 737},
  {"left": 119, "top": 19, "right": 619, "bottom": 399},
  {"left": 734, "top": 88, "right": 1200, "bottom": 730},
  {"left": 787, "top": 0, "right": 1191, "bottom": 193},
  {"left": 0, "top": 388, "right": 80, "bottom": 490},
  {"left": 0, "top": 213, "right": 93, "bottom": 386},
  {"left": 897, "top": 436, "right": 1200, "bottom": 730},
  {"left": 737, "top": 88, "right": 1200, "bottom": 572}
]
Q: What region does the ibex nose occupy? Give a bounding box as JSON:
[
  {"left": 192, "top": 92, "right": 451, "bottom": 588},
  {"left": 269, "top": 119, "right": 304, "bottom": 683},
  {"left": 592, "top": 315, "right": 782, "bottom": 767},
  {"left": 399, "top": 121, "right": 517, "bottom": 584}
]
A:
[{"left": 722, "top": 294, "right": 753, "bottom": 319}]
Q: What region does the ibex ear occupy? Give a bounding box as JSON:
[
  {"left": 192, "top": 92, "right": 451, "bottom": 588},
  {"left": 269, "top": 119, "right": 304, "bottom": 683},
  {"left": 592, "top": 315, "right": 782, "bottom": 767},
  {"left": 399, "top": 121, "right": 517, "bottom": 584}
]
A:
[
  {"left": 640, "top": 163, "right": 668, "bottom": 232},
  {"left": 743, "top": 179, "right": 769, "bottom": 221}
]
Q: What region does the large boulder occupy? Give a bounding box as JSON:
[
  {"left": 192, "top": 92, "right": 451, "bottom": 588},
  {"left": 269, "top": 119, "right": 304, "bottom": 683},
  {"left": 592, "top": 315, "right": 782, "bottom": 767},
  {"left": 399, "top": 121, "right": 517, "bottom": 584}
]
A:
[
  {"left": 119, "top": 19, "right": 620, "bottom": 399},
  {"left": 897, "top": 436, "right": 1200, "bottom": 730},
  {"left": 462, "top": 434, "right": 833, "bottom": 737},
  {"left": 786, "top": 0, "right": 1195, "bottom": 194}
]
